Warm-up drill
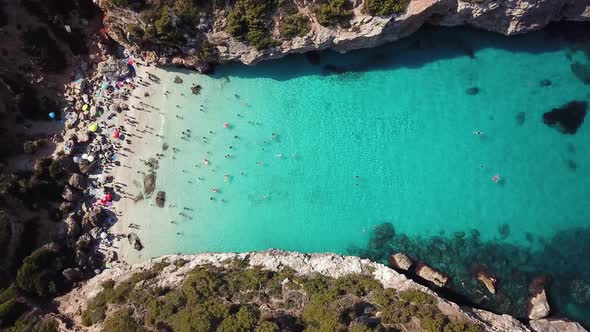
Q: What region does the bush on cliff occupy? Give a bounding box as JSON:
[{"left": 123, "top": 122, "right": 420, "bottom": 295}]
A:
[
  {"left": 279, "top": 14, "right": 310, "bottom": 39},
  {"left": 363, "top": 0, "right": 410, "bottom": 16},
  {"left": 16, "top": 247, "right": 65, "bottom": 297},
  {"left": 227, "top": 0, "right": 280, "bottom": 50},
  {"left": 314, "top": 0, "right": 353, "bottom": 28}
]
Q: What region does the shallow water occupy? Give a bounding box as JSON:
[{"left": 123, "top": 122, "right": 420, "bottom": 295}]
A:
[{"left": 125, "top": 25, "right": 590, "bottom": 323}]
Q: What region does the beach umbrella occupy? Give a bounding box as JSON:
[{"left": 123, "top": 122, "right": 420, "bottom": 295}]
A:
[
  {"left": 88, "top": 123, "right": 98, "bottom": 132},
  {"left": 48, "top": 112, "right": 56, "bottom": 119},
  {"left": 87, "top": 155, "right": 95, "bottom": 162},
  {"left": 82, "top": 104, "right": 89, "bottom": 111},
  {"left": 100, "top": 232, "right": 108, "bottom": 240},
  {"left": 73, "top": 156, "right": 81, "bottom": 163},
  {"left": 81, "top": 153, "right": 89, "bottom": 160}
]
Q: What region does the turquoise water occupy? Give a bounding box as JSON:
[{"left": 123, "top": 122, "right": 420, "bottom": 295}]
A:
[{"left": 128, "top": 25, "right": 590, "bottom": 321}]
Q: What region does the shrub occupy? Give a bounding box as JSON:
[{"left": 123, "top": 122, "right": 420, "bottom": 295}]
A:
[
  {"left": 314, "top": 0, "right": 352, "bottom": 28},
  {"left": 226, "top": 0, "right": 280, "bottom": 50},
  {"left": 23, "top": 140, "right": 41, "bottom": 154},
  {"left": 279, "top": 14, "right": 310, "bottom": 39},
  {"left": 398, "top": 289, "right": 437, "bottom": 305},
  {"left": 255, "top": 321, "right": 280, "bottom": 332},
  {"left": 217, "top": 305, "right": 259, "bottom": 332},
  {"left": 334, "top": 274, "right": 382, "bottom": 296},
  {"left": 16, "top": 247, "right": 63, "bottom": 297},
  {"left": 11, "top": 313, "right": 59, "bottom": 332},
  {"left": 302, "top": 291, "right": 343, "bottom": 332},
  {"left": 0, "top": 211, "right": 12, "bottom": 254},
  {"left": 103, "top": 307, "right": 143, "bottom": 332},
  {"left": 363, "top": 0, "right": 410, "bottom": 16}
]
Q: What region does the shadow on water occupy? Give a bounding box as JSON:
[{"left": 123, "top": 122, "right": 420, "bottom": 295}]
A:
[
  {"left": 347, "top": 222, "right": 590, "bottom": 327},
  {"left": 209, "top": 22, "right": 590, "bottom": 82}
]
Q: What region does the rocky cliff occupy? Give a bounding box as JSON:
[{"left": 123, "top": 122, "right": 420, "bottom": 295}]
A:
[
  {"left": 55, "top": 250, "right": 586, "bottom": 332},
  {"left": 97, "top": 0, "right": 590, "bottom": 70}
]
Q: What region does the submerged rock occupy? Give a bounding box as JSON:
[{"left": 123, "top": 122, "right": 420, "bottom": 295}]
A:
[
  {"left": 389, "top": 253, "right": 412, "bottom": 271},
  {"left": 571, "top": 62, "right": 590, "bottom": 85},
  {"left": 416, "top": 263, "right": 449, "bottom": 287},
  {"left": 305, "top": 51, "right": 321, "bottom": 65},
  {"left": 516, "top": 112, "right": 526, "bottom": 126},
  {"left": 155, "top": 191, "right": 166, "bottom": 208},
  {"left": 466, "top": 87, "right": 480, "bottom": 95},
  {"left": 540, "top": 79, "right": 552, "bottom": 87},
  {"left": 191, "top": 84, "right": 202, "bottom": 94},
  {"left": 543, "top": 101, "right": 587, "bottom": 134},
  {"left": 173, "top": 76, "right": 183, "bottom": 84}
]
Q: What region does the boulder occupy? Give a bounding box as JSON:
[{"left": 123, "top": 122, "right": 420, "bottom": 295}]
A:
[
  {"left": 476, "top": 270, "right": 497, "bottom": 294},
  {"left": 416, "top": 264, "right": 449, "bottom": 287},
  {"left": 530, "top": 318, "right": 587, "bottom": 332},
  {"left": 59, "top": 201, "right": 76, "bottom": 213},
  {"left": 81, "top": 206, "right": 107, "bottom": 231},
  {"left": 62, "top": 267, "right": 84, "bottom": 283},
  {"left": 79, "top": 160, "right": 98, "bottom": 174},
  {"left": 529, "top": 277, "right": 551, "bottom": 320},
  {"left": 127, "top": 232, "right": 143, "bottom": 251},
  {"left": 65, "top": 214, "right": 82, "bottom": 238},
  {"left": 62, "top": 185, "right": 82, "bottom": 202},
  {"left": 191, "top": 85, "right": 202, "bottom": 94},
  {"left": 388, "top": 253, "right": 412, "bottom": 271},
  {"left": 174, "top": 75, "right": 183, "bottom": 83},
  {"left": 144, "top": 172, "right": 156, "bottom": 195},
  {"left": 155, "top": 191, "right": 166, "bottom": 208},
  {"left": 68, "top": 173, "right": 88, "bottom": 190}
]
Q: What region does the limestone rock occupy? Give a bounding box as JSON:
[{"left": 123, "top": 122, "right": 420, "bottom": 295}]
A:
[
  {"left": 62, "top": 185, "right": 82, "bottom": 202},
  {"left": 173, "top": 75, "right": 183, "bottom": 83},
  {"left": 65, "top": 214, "right": 82, "bottom": 238},
  {"left": 68, "top": 173, "right": 88, "bottom": 190},
  {"left": 476, "top": 270, "right": 497, "bottom": 294},
  {"left": 81, "top": 206, "right": 107, "bottom": 231},
  {"left": 530, "top": 318, "right": 588, "bottom": 332},
  {"left": 529, "top": 290, "right": 550, "bottom": 320},
  {"left": 389, "top": 253, "right": 412, "bottom": 271},
  {"left": 62, "top": 268, "right": 84, "bottom": 283},
  {"left": 416, "top": 264, "right": 449, "bottom": 287}
]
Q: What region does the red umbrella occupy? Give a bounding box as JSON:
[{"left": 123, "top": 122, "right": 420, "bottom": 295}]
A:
[{"left": 105, "top": 193, "right": 113, "bottom": 201}]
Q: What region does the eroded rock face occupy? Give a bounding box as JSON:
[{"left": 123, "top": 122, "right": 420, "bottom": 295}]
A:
[
  {"left": 529, "top": 277, "right": 551, "bottom": 320},
  {"left": 530, "top": 318, "right": 588, "bottom": 332},
  {"left": 62, "top": 185, "right": 82, "bottom": 202},
  {"left": 476, "top": 270, "right": 497, "bottom": 294},
  {"left": 81, "top": 206, "right": 107, "bottom": 231},
  {"left": 68, "top": 173, "right": 88, "bottom": 190},
  {"left": 97, "top": 0, "right": 590, "bottom": 70},
  {"left": 416, "top": 263, "right": 449, "bottom": 287},
  {"left": 389, "top": 252, "right": 412, "bottom": 271}
]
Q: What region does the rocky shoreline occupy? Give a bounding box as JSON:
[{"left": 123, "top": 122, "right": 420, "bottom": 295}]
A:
[
  {"left": 56, "top": 249, "right": 587, "bottom": 332},
  {"left": 97, "top": 0, "right": 590, "bottom": 71}
]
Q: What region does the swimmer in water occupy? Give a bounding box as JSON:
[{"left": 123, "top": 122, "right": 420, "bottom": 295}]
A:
[
  {"left": 224, "top": 174, "right": 229, "bottom": 182},
  {"left": 276, "top": 154, "right": 283, "bottom": 158},
  {"left": 473, "top": 131, "right": 484, "bottom": 135},
  {"left": 203, "top": 159, "right": 209, "bottom": 165}
]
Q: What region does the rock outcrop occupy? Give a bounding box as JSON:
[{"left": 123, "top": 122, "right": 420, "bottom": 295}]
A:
[
  {"left": 530, "top": 318, "right": 588, "bottom": 332},
  {"left": 389, "top": 252, "right": 413, "bottom": 271},
  {"left": 416, "top": 263, "right": 449, "bottom": 287},
  {"left": 97, "top": 0, "right": 590, "bottom": 70},
  {"left": 529, "top": 277, "right": 551, "bottom": 320}
]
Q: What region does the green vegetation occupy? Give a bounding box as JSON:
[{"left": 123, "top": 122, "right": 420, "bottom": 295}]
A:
[
  {"left": 80, "top": 260, "right": 482, "bottom": 331},
  {"left": 227, "top": 0, "right": 280, "bottom": 50},
  {"left": 15, "top": 246, "right": 66, "bottom": 297},
  {"left": 279, "top": 14, "right": 310, "bottom": 39},
  {"left": 363, "top": 0, "right": 410, "bottom": 16},
  {"left": 314, "top": 0, "right": 353, "bottom": 28},
  {"left": 136, "top": 0, "right": 208, "bottom": 44}
]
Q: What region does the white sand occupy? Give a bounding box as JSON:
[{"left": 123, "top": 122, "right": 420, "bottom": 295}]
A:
[{"left": 108, "top": 63, "right": 170, "bottom": 262}]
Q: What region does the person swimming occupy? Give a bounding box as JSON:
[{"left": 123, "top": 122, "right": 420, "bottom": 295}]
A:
[
  {"left": 203, "top": 159, "right": 209, "bottom": 165},
  {"left": 473, "top": 131, "right": 484, "bottom": 135}
]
